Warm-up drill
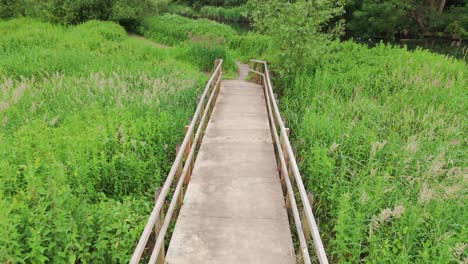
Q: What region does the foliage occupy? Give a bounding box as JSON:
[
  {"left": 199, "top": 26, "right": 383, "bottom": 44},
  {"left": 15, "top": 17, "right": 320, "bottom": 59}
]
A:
[
  {"left": 137, "top": 14, "right": 269, "bottom": 71},
  {"left": 199, "top": 5, "right": 250, "bottom": 22},
  {"left": 249, "top": 0, "right": 345, "bottom": 79},
  {"left": 167, "top": 3, "right": 199, "bottom": 18},
  {"left": 178, "top": 0, "right": 247, "bottom": 9},
  {"left": 0, "top": 18, "right": 206, "bottom": 263},
  {"left": 346, "top": 0, "right": 468, "bottom": 39},
  {"left": 228, "top": 33, "right": 272, "bottom": 61},
  {"left": 280, "top": 41, "right": 467, "bottom": 263},
  {"left": 138, "top": 14, "right": 236, "bottom": 46},
  {"left": 347, "top": 0, "right": 413, "bottom": 39},
  {"left": 179, "top": 42, "right": 235, "bottom": 72},
  {"left": 0, "top": 0, "right": 170, "bottom": 24}
]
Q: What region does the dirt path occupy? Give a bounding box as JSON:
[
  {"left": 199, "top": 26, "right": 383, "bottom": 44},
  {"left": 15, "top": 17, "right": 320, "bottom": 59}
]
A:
[
  {"left": 236, "top": 61, "right": 250, "bottom": 80},
  {"left": 127, "top": 33, "right": 169, "bottom": 49}
]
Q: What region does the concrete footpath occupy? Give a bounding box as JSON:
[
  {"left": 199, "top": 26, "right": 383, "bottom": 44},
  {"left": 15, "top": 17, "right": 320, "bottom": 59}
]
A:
[{"left": 165, "top": 80, "right": 295, "bottom": 264}]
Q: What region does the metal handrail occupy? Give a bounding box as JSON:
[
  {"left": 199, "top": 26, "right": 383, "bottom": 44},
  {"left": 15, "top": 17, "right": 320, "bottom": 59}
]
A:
[
  {"left": 130, "top": 60, "right": 223, "bottom": 264},
  {"left": 249, "top": 60, "right": 329, "bottom": 264}
]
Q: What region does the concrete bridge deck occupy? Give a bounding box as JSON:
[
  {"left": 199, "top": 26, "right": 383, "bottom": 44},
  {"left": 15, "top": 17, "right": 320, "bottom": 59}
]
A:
[{"left": 165, "top": 80, "right": 295, "bottom": 264}]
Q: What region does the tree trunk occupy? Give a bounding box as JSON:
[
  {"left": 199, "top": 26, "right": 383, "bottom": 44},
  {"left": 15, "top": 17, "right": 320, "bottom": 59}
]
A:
[
  {"left": 410, "top": 11, "right": 426, "bottom": 34},
  {"left": 438, "top": 0, "right": 446, "bottom": 14}
]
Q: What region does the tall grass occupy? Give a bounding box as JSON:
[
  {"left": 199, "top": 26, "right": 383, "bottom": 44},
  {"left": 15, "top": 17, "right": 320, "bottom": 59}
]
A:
[
  {"left": 199, "top": 5, "right": 249, "bottom": 23},
  {"left": 0, "top": 18, "right": 206, "bottom": 263},
  {"left": 280, "top": 41, "right": 467, "bottom": 263},
  {"left": 167, "top": 4, "right": 250, "bottom": 23},
  {"left": 138, "top": 14, "right": 236, "bottom": 46},
  {"left": 137, "top": 14, "right": 271, "bottom": 66}
]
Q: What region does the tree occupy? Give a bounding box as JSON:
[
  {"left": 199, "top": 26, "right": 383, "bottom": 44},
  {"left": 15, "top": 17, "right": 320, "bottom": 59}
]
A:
[
  {"left": 249, "top": 0, "right": 345, "bottom": 78},
  {"left": 346, "top": 0, "right": 468, "bottom": 39}
]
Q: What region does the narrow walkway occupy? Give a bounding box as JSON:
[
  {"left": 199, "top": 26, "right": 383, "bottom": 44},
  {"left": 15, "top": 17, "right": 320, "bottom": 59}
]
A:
[
  {"left": 165, "top": 80, "right": 295, "bottom": 264},
  {"left": 236, "top": 61, "right": 250, "bottom": 80}
]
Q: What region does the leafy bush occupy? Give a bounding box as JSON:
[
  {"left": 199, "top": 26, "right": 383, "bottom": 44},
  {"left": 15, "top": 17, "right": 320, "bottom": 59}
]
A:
[
  {"left": 0, "top": 0, "right": 169, "bottom": 24},
  {"left": 228, "top": 33, "right": 272, "bottom": 60},
  {"left": 199, "top": 5, "right": 249, "bottom": 22},
  {"left": 346, "top": 0, "right": 468, "bottom": 39},
  {"left": 0, "top": 18, "right": 206, "bottom": 263},
  {"left": 179, "top": 0, "right": 247, "bottom": 9},
  {"left": 167, "top": 3, "right": 200, "bottom": 18},
  {"left": 137, "top": 14, "right": 271, "bottom": 65},
  {"left": 280, "top": 41, "right": 467, "bottom": 263},
  {"left": 250, "top": 0, "right": 345, "bottom": 80},
  {"left": 137, "top": 14, "right": 244, "bottom": 73}
]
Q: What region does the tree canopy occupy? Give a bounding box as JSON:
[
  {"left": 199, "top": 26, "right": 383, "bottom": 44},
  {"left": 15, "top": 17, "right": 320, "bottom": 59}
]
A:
[{"left": 0, "top": 0, "right": 168, "bottom": 24}]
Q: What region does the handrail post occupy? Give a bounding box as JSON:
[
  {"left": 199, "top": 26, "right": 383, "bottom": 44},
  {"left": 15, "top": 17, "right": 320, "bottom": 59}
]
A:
[
  {"left": 184, "top": 125, "right": 194, "bottom": 185},
  {"left": 154, "top": 200, "right": 165, "bottom": 264}
]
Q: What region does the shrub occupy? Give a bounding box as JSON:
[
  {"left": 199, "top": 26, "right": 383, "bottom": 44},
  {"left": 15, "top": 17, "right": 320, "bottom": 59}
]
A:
[
  {"left": 199, "top": 5, "right": 249, "bottom": 22},
  {"left": 0, "top": 0, "right": 167, "bottom": 24},
  {"left": 228, "top": 33, "right": 272, "bottom": 60},
  {"left": 138, "top": 14, "right": 236, "bottom": 46}
]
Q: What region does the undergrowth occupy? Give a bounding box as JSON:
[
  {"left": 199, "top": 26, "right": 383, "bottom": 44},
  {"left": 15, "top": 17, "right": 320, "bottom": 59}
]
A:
[
  {"left": 167, "top": 3, "right": 250, "bottom": 23},
  {"left": 280, "top": 41, "right": 467, "bottom": 263},
  {"left": 137, "top": 14, "right": 271, "bottom": 68},
  {"left": 0, "top": 18, "right": 206, "bottom": 263}
]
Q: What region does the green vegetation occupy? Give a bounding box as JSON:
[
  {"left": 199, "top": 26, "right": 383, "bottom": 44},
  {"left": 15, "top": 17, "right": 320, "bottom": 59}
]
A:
[
  {"left": 280, "top": 42, "right": 467, "bottom": 262},
  {"left": 0, "top": 0, "right": 466, "bottom": 262},
  {"left": 180, "top": 0, "right": 467, "bottom": 40},
  {"left": 199, "top": 5, "right": 249, "bottom": 23},
  {"left": 177, "top": 0, "right": 247, "bottom": 9},
  {"left": 0, "top": 0, "right": 169, "bottom": 24},
  {"left": 345, "top": 0, "right": 468, "bottom": 39},
  {"left": 137, "top": 14, "right": 270, "bottom": 65},
  {"left": 167, "top": 3, "right": 249, "bottom": 23},
  {"left": 0, "top": 18, "right": 206, "bottom": 263},
  {"left": 138, "top": 14, "right": 238, "bottom": 74},
  {"left": 249, "top": 0, "right": 344, "bottom": 77},
  {"left": 138, "top": 14, "right": 236, "bottom": 45},
  {"left": 168, "top": 4, "right": 248, "bottom": 23},
  {"left": 250, "top": 1, "right": 467, "bottom": 262}
]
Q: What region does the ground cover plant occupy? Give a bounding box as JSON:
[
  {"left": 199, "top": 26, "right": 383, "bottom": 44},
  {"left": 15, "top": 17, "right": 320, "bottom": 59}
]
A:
[
  {"left": 137, "top": 14, "right": 271, "bottom": 65},
  {"left": 199, "top": 5, "right": 249, "bottom": 23},
  {"left": 280, "top": 41, "right": 467, "bottom": 263},
  {"left": 0, "top": 18, "right": 207, "bottom": 263}
]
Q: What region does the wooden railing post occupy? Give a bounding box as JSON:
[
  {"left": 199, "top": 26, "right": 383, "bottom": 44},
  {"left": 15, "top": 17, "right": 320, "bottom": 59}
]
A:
[
  {"left": 184, "top": 125, "right": 193, "bottom": 184},
  {"left": 154, "top": 188, "right": 165, "bottom": 264},
  {"left": 214, "top": 59, "right": 221, "bottom": 72},
  {"left": 302, "top": 191, "right": 314, "bottom": 243}
]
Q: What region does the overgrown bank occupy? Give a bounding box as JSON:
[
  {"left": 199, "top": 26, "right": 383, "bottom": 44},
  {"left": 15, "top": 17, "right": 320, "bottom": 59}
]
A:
[
  {"left": 0, "top": 18, "right": 206, "bottom": 263},
  {"left": 279, "top": 42, "right": 467, "bottom": 262},
  {"left": 136, "top": 14, "right": 271, "bottom": 65}
]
